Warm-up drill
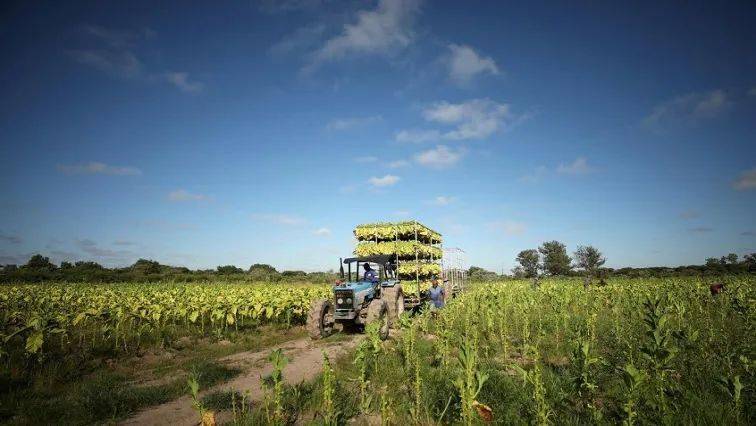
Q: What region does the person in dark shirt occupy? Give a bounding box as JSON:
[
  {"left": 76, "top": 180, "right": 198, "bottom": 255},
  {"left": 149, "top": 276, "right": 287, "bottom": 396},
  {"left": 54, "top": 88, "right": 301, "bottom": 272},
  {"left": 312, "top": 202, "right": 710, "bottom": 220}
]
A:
[{"left": 363, "top": 263, "right": 378, "bottom": 282}]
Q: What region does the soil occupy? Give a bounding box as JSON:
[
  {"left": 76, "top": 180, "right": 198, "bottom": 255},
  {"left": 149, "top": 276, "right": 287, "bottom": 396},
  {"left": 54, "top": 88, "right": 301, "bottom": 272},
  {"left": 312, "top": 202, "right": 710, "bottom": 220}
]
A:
[{"left": 120, "top": 334, "right": 360, "bottom": 426}]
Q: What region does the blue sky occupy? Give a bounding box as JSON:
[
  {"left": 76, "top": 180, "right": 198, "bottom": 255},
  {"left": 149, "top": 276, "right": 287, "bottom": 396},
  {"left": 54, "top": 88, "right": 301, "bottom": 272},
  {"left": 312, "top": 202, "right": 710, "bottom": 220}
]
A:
[{"left": 1, "top": 0, "right": 755, "bottom": 272}]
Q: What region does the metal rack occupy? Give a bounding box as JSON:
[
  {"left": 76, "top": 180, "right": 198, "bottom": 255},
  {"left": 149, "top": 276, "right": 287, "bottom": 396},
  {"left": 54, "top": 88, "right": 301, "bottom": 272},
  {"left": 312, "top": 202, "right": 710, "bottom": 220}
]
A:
[
  {"left": 441, "top": 247, "right": 467, "bottom": 296},
  {"left": 354, "top": 220, "right": 443, "bottom": 306}
]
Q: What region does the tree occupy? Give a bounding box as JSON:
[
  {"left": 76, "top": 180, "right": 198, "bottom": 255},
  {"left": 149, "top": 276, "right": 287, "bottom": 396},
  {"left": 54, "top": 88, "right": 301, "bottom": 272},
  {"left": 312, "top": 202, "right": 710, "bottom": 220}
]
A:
[
  {"left": 705, "top": 257, "right": 720, "bottom": 268},
  {"left": 516, "top": 248, "right": 541, "bottom": 288},
  {"left": 515, "top": 249, "right": 540, "bottom": 279},
  {"left": 574, "top": 245, "right": 606, "bottom": 288},
  {"left": 538, "top": 241, "right": 572, "bottom": 276},
  {"left": 23, "top": 254, "right": 57, "bottom": 271},
  {"left": 249, "top": 263, "right": 278, "bottom": 274},
  {"left": 510, "top": 266, "right": 525, "bottom": 278},
  {"left": 722, "top": 253, "right": 738, "bottom": 265},
  {"left": 217, "top": 265, "right": 244, "bottom": 274},
  {"left": 743, "top": 253, "right": 756, "bottom": 272},
  {"left": 132, "top": 259, "right": 161, "bottom": 275},
  {"left": 74, "top": 261, "right": 104, "bottom": 270},
  {"left": 467, "top": 266, "right": 499, "bottom": 281}
]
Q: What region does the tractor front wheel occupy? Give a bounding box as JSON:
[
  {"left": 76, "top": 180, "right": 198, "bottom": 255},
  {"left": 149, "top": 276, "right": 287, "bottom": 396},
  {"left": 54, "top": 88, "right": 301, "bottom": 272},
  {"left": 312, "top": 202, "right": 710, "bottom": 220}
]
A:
[
  {"left": 307, "top": 299, "right": 334, "bottom": 340},
  {"left": 366, "top": 300, "right": 389, "bottom": 340}
]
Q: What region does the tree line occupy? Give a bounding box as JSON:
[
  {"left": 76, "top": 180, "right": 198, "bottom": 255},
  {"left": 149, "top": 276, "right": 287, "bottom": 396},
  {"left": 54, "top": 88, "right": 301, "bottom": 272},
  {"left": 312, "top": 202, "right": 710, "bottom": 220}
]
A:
[
  {"left": 0, "top": 255, "right": 338, "bottom": 284},
  {"left": 2, "top": 248, "right": 754, "bottom": 284},
  {"left": 464, "top": 241, "right": 755, "bottom": 283}
]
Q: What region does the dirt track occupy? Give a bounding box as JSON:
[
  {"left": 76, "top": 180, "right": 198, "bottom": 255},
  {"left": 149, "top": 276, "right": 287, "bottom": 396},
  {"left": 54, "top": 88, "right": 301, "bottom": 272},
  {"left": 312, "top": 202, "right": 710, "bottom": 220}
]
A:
[{"left": 121, "top": 335, "right": 360, "bottom": 426}]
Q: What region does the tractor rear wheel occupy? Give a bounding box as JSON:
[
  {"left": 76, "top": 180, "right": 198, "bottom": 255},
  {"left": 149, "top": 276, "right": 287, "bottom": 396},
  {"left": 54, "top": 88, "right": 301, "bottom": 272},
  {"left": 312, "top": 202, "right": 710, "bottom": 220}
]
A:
[
  {"left": 382, "top": 284, "right": 404, "bottom": 327},
  {"left": 307, "top": 299, "right": 334, "bottom": 339},
  {"left": 366, "top": 300, "right": 389, "bottom": 340}
]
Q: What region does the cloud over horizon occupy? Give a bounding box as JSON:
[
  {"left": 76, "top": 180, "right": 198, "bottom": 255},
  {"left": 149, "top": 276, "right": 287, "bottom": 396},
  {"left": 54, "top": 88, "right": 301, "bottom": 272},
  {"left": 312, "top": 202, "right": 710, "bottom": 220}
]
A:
[
  {"left": 397, "top": 99, "right": 516, "bottom": 142},
  {"left": 167, "top": 189, "right": 208, "bottom": 202},
  {"left": 733, "top": 168, "right": 756, "bottom": 190},
  {"left": 57, "top": 162, "right": 142, "bottom": 176},
  {"left": 308, "top": 0, "right": 422, "bottom": 70},
  {"left": 556, "top": 157, "right": 593, "bottom": 175},
  {"left": 643, "top": 90, "right": 730, "bottom": 130},
  {"left": 446, "top": 44, "right": 500, "bottom": 84},
  {"left": 414, "top": 145, "right": 464, "bottom": 168},
  {"left": 368, "top": 174, "right": 400, "bottom": 187}
]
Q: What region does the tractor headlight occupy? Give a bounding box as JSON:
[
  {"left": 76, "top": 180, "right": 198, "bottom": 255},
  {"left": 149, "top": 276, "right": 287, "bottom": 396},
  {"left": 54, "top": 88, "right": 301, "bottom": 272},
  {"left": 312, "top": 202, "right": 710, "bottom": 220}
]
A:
[
  {"left": 337, "top": 298, "right": 343, "bottom": 304},
  {"left": 346, "top": 298, "right": 352, "bottom": 304}
]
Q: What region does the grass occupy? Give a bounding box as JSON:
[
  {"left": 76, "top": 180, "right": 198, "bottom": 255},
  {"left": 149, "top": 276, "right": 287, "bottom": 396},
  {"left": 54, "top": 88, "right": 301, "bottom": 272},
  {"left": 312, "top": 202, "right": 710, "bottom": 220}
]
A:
[
  {"left": 2, "top": 358, "right": 242, "bottom": 425},
  {"left": 0, "top": 325, "right": 300, "bottom": 424}
]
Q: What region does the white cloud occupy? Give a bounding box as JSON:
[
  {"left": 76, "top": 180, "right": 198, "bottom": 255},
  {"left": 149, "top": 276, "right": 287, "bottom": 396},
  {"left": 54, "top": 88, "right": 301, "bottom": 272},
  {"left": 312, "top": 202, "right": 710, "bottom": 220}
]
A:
[
  {"left": 430, "top": 196, "right": 455, "bottom": 206},
  {"left": 313, "top": 227, "right": 332, "bottom": 236},
  {"left": 70, "top": 26, "right": 203, "bottom": 94},
  {"left": 518, "top": 166, "right": 548, "bottom": 183},
  {"left": 387, "top": 159, "right": 410, "bottom": 168},
  {"left": 164, "top": 72, "right": 204, "bottom": 93},
  {"left": 355, "top": 156, "right": 378, "bottom": 163},
  {"left": 643, "top": 90, "right": 730, "bottom": 130},
  {"left": 168, "top": 189, "right": 207, "bottom": 202},
  {"left": 326, "top": 115, "right": 382, "bottom": 131},
  {"left": 258, "top": 0, "right": 324, "bottom": 14},
  {"left": 733, "top": 168, "right": 756, "bottom": 190},
  {"left": 423, "top": 99, "right": 512, "bottom": 140},
  {"left": 556, "top": 157, "right": 593, "bottom": 175},
  {"left": 57, "top": 162, "right": 142, "bottom": 176},
  {"left": 0, "top": 232, "right": 22, "bottom": 244},
  {"left": 446, "top": 44, "right": 499, "bottom": 84},
  {"left": 251, "top": 213, "right": 306, "bottom": 226},
  {"left": 489, "top": 220, "right": 527, "bottom": 236},
  {"left": 270, "top": 23, "right": 326, "bottom": 56},
  {"left": 369, "top": 174, "right": 400, "bottom": 187},
  {"left": 395, "top": 129, "right": 440, "bottom": 143},
  {"left": 309, "top": 0, "right": 421, "bottom": 67},
  {"left": 414, "top": 145, "right": 464, "bottom": 168},
  {"left": 83, "top": 25, "right": 154, "bottom": 48},
  {"left": 68, "top": 49, "right": 143, "bottom": 78},
  {"left": 75, "top": 238, "right": 136, "bottom": 261}
]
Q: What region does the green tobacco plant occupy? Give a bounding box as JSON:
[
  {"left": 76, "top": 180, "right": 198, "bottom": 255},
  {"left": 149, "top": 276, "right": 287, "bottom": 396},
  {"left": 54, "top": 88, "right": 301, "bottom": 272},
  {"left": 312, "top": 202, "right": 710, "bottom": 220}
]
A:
[
  {"left": 639, "top": 295, "right": 679, "bottom": 420},
  {"left": 188, "top": 374, "right": 208, "bottom": 425},
  {"left": 512, "top": 346, "right": 551, "bottom": 426},
  {"left": 716, "top": 374, "right": 744, "bottom": 424},
  {"left": 354, "top": 328, "right": 375, "bottom": 414},
  {"left": 619, "top": 363, "right": 646, "bottom": 426},
  {"left": 321, "top": 351, "right": 339, "bottom": 426},
  {"left": 454, "top": 334, "right": 489, "bottom": 425},
  {"left": 570, "top": 338, "right": 603, "bottom": 421},
  {"left": 265, "top": 348, "right": 289, "bottom": 423}
]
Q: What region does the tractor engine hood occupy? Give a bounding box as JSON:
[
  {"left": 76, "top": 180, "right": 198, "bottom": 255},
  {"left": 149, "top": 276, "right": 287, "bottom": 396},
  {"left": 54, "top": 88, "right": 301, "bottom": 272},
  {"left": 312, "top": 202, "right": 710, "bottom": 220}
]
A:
[{"left": 333, "top": 281, "right": 375, "bottom": 307}]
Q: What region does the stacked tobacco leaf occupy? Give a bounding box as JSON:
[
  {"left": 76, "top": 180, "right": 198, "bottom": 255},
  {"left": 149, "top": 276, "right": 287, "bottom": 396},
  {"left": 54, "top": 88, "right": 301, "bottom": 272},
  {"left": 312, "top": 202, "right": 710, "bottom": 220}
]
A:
[{"left": 353, "top": 221, "right": 442, "bottom": 280}]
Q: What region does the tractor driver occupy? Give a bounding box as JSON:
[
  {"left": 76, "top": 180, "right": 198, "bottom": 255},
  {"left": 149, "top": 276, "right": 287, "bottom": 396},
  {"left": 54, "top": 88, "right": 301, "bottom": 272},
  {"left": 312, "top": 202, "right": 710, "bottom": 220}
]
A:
[{"left": 363, "top": 263, "right": 378, "bottom": 282}]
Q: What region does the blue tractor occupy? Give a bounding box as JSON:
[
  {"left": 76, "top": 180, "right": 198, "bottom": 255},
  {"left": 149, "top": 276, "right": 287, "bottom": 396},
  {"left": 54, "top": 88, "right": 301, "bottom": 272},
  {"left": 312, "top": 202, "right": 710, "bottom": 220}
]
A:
[{"left": 307, "top": 255, "right": 404, "bottom": 340}]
